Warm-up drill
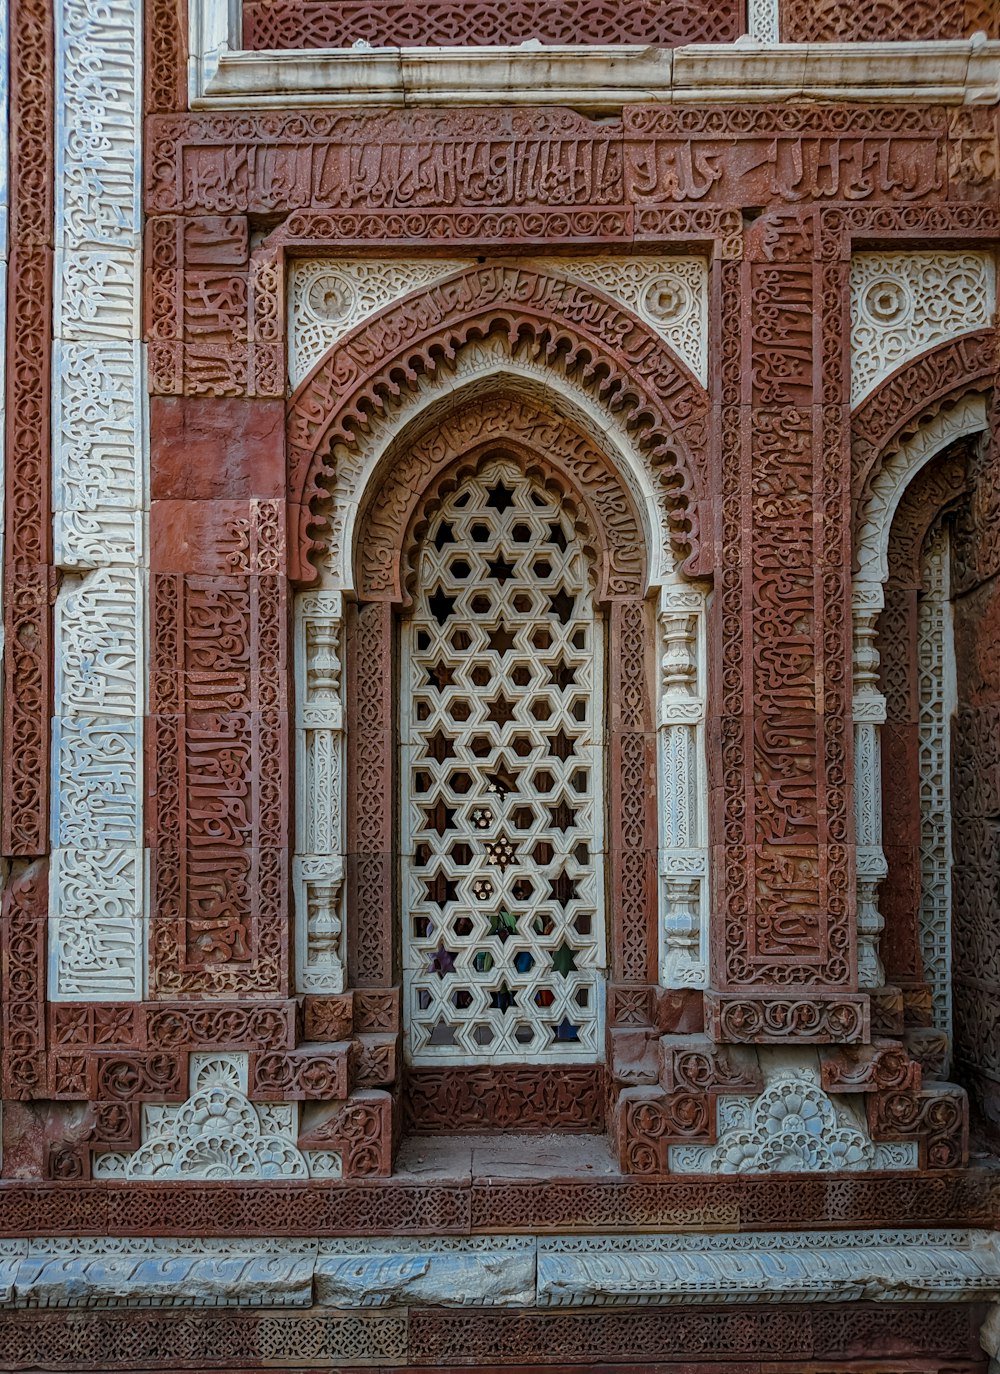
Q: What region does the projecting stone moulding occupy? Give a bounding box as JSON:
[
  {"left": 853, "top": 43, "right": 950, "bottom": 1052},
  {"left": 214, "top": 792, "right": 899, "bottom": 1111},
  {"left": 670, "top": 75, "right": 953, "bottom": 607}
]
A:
[{"left": 1, "top": 1231, "right": 1000, "bottom": 1309}]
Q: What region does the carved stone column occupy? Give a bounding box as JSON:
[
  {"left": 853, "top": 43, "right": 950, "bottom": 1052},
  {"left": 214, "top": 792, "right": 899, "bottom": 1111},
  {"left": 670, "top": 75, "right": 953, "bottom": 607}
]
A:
[
  {"left": 852, "top": 582, "right": 888, "bottom": 991},
  {"left": 658, "top": 585, "right": 708, "bottom": 989}
]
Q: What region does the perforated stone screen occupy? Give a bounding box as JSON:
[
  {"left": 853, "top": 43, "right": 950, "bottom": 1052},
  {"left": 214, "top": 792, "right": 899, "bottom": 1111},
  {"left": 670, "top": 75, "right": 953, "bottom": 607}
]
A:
[{"left": 401, "top": 459, "right": 606, "bottom": 1065}]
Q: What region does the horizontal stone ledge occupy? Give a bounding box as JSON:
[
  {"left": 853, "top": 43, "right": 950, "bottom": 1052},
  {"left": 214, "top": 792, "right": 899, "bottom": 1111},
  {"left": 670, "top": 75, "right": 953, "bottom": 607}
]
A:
[
  {"left": 1, "top": 1230, "right": 999, "bottom": 1310},
  {"left": 198, "top": 38, "right": 1000, "bottom": 110}
]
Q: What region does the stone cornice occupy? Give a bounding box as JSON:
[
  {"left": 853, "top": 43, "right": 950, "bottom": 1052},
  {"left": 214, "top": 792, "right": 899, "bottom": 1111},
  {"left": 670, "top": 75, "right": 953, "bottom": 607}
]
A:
[
  {"left": 2, "top": 1229, "right": 1000, "bottom": 1309},
  {"left": 191, "top": 27, "right": 1000, "bottom": 109}
]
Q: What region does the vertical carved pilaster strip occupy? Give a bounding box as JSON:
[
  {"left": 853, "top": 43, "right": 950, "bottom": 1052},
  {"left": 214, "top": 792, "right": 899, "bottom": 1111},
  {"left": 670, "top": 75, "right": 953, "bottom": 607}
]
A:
[
  {"left": 295, "top": 591, "right": 346, "bottom": 993},
  {"left": 145, "top": 0, "right": 186, "bottom": 112},
  {"left": 852, "top": 584, "right": 888, "bottom": 990},
  {"left": 658, "top": 587, "right": 708, "bottom": 988},
  {"left": 878, "top": 584, "right": 926, "bottom": 992},
  {"left": 711, "top": 252, "right": 748, "bottom": 992},
  {"left": 709, "top": 211, "right": 864, "bottom": 1042},
  {"left": 49, "top": 0, "right": 146, "bottom": 1001},
  {"left": 609, "top": 598, "right": 656, "bottom": 984},
  {"left": 916, "top": 523, "right": 954, "bottom": 1039},
  {"left": 4, "top": 0, "right": 54, "bottom": 859},
  {"left": 347, "top": 600, "right": 393, "bottom": 988},
  {"left": 1, "top": 861, "right": 48, "bottom": 1099},
  {"left": 148, "top": 496, "right": 290, "bottom": 999}
]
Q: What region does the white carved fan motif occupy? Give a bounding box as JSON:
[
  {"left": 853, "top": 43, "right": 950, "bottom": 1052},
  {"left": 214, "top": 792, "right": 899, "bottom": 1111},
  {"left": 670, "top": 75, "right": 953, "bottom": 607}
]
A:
[{"left": 401, "top": 458, "right": 605, "bottom": 1064}]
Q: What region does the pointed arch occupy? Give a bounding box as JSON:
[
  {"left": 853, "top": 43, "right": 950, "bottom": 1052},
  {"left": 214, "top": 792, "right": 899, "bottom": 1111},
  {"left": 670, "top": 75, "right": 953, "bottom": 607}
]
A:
[
  {"left": 851, "top": 328, "right": 994, "bottom": 537},
  {"left": 286, "top": 264, "right": 710, "bottom": 586}
]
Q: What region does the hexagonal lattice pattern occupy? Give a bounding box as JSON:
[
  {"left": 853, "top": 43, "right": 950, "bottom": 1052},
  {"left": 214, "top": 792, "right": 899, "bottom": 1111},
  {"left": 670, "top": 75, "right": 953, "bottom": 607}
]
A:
[{"left": 402, "top": 460, "right": 605, "bottom": 1064}]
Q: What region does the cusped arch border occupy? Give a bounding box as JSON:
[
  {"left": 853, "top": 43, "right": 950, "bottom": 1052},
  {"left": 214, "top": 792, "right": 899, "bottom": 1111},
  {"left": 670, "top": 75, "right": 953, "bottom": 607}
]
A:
[
  {"left": 854, "top": 391, "right": 989, "bottom": 590},
  {"left": 851, "top": 328, "right": 995, "bottom": 545},
  {"left": 354, "top": 391, "right": 648, "bottom": 606},
  {"left": 287, "top": 263, "right": 710, "bottom": 586}
]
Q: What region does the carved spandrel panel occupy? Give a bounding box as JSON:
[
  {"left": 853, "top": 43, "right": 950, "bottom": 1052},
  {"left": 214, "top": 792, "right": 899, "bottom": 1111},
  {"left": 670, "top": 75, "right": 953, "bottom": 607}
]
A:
[{"left": 401, "top": 458, "right": 606, "bottom": 1064}]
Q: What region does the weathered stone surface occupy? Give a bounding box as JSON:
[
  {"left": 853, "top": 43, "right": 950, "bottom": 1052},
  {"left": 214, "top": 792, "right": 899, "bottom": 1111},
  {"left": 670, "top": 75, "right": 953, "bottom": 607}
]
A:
[
  {"left": 13, "top": 1238, "right": 317, "bottom": 1307},
  {"left": 536, "top": 1230, "right": 1000, "bottom": 1307},
  {"left": 315, "top": 1237, "right": 536, "bottom": 1308}
]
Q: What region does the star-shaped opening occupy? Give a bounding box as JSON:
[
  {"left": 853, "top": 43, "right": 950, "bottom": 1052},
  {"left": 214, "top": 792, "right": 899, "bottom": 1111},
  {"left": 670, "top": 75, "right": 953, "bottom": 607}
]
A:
[
  {"left": 426, "top": 661, "right": 454, "bottom": 691},
  {"left": 548, "top": 798, "right": 577, "bottom": 832},
  {"left": 548, "top": 658, "right": 577, "bottom": 690},
  {"left": 547, "top": 729, "right": 577, "bottom": 762},
  {"left": 433, "top": 522, "right": 455, "bottom": 550},
  {"left": 547, "top": 521, "right": 568, "bottom": 552},
  {"left": 549, "top": 588, "right": 576, "bottom": 625},
  {"left": 428, "top": 945, "right": 457, "bottom": 977},
  {"left": 489, "top": 909, "right": 518, "bottom": 942},
  {"left": 485, "top": 836, "right": 517, "bottom": 871},
  {"left": 486, "top": 765, "right": 519, "bottom": 796},
  {"left": 422, "top": 800, "right": 457, "bottom": 835},
  {"left": 548, "top": 870, "right": 580, "bottom": 907},
  {"left": 486, "top": 482, "right": 515, "bottom": 513},
  {"left": 424, "top": 871, "right": 458, "bottom": 907},
  {"left": 486, "top": 554, "right": 517, "bottom": 584},
  {"left": 489, "top": 981, "right": 517, "bottom": 1014},
  {"left": 487, "top": 624, "right": 516, "bottom": 655},
  {"left": 551, "top": 941, "right": 578, "bottom": 976},
  {"left": 427, "top": 586, "right": 456, "bottom": 625},
  {"left": 425, "top": 729, "right": 456, "bottom": 764},
  {"left": 486, "top": 694, "right": 517, "bottom": 727}
]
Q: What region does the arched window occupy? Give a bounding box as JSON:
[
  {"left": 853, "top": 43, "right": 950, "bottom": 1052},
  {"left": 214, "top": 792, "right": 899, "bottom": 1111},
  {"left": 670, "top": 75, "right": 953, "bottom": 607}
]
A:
[{"left": 400, "top": 456, "right": 605, "bottom": 1064}]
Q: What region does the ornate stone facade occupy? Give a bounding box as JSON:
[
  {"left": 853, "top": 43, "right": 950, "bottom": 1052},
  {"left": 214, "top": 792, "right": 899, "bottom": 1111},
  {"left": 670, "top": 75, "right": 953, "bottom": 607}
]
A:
[{"left": 0, "top": 0, "right": 998, "bottom": 1366}]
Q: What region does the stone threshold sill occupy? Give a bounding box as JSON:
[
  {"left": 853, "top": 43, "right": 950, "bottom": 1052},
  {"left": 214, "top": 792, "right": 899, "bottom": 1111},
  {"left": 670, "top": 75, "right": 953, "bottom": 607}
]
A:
[{"left": 195, "top": 36, "right": 1000, "bottom": 109}]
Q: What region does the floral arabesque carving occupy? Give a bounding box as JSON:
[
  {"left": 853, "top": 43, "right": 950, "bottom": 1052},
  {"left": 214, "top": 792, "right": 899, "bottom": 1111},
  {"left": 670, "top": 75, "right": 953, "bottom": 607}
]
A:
[
  {"left": 286, "top": 264, "right": 709, "bottom": 587},
  {"left": 668, "top": 1067, "right": 917, "bottom": 1174},
  {"left": 850, "top": 252, "right": 994, "bottom": 406},
  {"left": 112, "top": 1085, "right": 311, "bottom": 1180}
]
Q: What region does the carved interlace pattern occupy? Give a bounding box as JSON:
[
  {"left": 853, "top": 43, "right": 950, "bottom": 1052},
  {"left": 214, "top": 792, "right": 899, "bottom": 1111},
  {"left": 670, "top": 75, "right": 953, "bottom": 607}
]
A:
[
  {"left": 850, "top": 252, "right": 994, "bottom": 405},
  {"left": 402, "top": 460, "right": 604, "bottom": 1064},
  {"left": 244, "top": 0, "right": 742, "bottom": 49},
  {"left": 782, "top": 0, "right": 997, "bottom": 41},
  {"left": 917, "top": 522, "right": 954, "bottom": 1038}
]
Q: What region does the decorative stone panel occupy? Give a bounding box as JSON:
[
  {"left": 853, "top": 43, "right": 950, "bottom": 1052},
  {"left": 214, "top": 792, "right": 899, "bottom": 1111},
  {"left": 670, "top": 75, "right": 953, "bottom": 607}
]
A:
[
  {"left": 49, "top": 0, "right": 146, "bottom": 1001},
  {"left": 850, "top": 253, "right": 994, "bottom": 405},
  {"left": 315, "top": 1237, "right": 535, "bottom": 1308},
  {"left": 287, "top": 258, "right": 475, "bottom": 389},
  {"left": 657, "top": 584, "right": 708, "bottom": 989},
  {"left": 536, "top": 1229, "right": 1000, "bottom": 1306},
  {"left": 668, "top": 1052, "right": 918, "bottom": 1174},
  {"left": 242, "top": 0, "right": 743, "bottom": 49},
  {"left": 532, "top": 257, "right": 708, "bottom": 385},
  {"left": 294, "top": 590, "right": 347, "bottom": 994}
]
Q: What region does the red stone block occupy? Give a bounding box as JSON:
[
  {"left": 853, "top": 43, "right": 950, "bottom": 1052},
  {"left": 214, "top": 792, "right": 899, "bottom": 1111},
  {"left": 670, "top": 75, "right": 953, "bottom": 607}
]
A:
[{"left": 150, "top": 396, "right": 286, "bottom": 500}]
